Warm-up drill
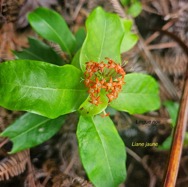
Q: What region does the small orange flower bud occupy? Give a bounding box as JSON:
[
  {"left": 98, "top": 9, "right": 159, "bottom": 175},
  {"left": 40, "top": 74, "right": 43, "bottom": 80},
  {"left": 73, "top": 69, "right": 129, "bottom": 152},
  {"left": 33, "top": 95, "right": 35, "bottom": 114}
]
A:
[
  {"left": 84, "top": 58, "right": 126, "bottom": 105},
  {"left": 89, "top": 95, "right": 101, "bottom": 106}
]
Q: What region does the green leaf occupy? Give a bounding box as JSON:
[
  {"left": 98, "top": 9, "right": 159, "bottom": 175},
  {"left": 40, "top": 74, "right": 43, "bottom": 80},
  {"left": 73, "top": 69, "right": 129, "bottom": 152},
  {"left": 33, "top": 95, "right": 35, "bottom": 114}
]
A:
[
  {"left": 71, "top": 49, "right": 81, "bottom": 69},
  {"left": 121, "top": 20, "right": 138, "bottom": 53},
  {"left": 159, "top": 131, "right": 188, "bottom": 150},
  {"left": 78, "top": 91, "right": 108, "bottom": 116},
  {"left": 120, "top": 0, "right": 130, "bottom": 6},
  {"left": 14, "top": 37, "right": 65, "bottom": 65},
  {"left": 77, "top": 115, "right": 126, "bottom": 187},
  {"left": 74, "top": 28, "right": 86, "bottom": 53},
  {"left": 164, "top": 101, "right": 179, "bottom": 127},
  {"left": 80, "top": 7, "right": 124, "bottom": 71},
  {"left": 110, "top": 73, "right": 160, "bottom": 114},
  {"left": 128, "top": 1, "right": 142, "bottom": 17},
  {"left": 184, "top": 133, "right": 188, "bottom": 146},
  {"left": 1, "top": 113, "right": 65, "bottom": 153},
  {"left": 158, "top": 101, "right": 179, "bottom": 150},
  {"left": 0, "top": 60, "right": 87, "bottom": 118},
  {"left": 158, "top": 135, "right": 172, "bottom": 150},
  {"left": 28, "top": 7, "right": 76, "bottom": 55},
  {"left": 159, "top": 101, "right": 187, "bottom": 150}
]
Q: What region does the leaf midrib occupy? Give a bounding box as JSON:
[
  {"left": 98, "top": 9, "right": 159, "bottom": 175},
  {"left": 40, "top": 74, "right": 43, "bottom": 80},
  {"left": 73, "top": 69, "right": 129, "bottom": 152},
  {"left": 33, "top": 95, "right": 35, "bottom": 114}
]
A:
[
  {"left": 98, "top": 19, "right": 107, "bottom": 62},
  {"left": 0, "top": 83, "right": 86, "bottom": 92},
  {"left": 19, "top": 49, "right": 45, "bottom": 61},
  {"left": 11, "top": 118, "right": 51, "bottom": 140},
  {"left": 33, "top": 13, "right": 70, "bottom": 54},
  {"left": 92, "top": 118, "right": 115, "bottom": 184},
  {"left": 81, "top": 17, "right": 107, "bottom": 64}
]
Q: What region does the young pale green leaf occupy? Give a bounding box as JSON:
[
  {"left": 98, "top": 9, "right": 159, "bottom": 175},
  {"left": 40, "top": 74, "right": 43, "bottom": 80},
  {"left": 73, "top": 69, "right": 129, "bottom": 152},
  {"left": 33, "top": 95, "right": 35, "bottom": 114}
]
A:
[
  {"left": 0, "top": 60, "right": 87, "bottom": 118},
  {"left": 80, "top": 7, "right": 124, "bottom": 71},
  {"left": 121, "top": 20, "right": 138, "bottom": 53},
  {"left": 1, "top": 113, "right": 65, "bottom": 153},
  {"left": 78, "top": 91, "right": 108, "bottom": 116},
  {"left": 14, "top": 37, "right": 65, "bottom": 65},
  {"left": 77, "top": 115, "right": 126, "bottom": 187},
  {"left": 28, "top": 7, "right": 76, "bottom": 55},
  {"left": 110, "top": 73, "right": 160, "bottom": 114}
]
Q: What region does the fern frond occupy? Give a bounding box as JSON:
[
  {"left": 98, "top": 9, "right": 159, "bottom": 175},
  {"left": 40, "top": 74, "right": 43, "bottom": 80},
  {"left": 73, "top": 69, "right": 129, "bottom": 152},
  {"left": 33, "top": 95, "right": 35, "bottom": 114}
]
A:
[{"left": 0, "top": 150, "right": 29, "bottom": 181}]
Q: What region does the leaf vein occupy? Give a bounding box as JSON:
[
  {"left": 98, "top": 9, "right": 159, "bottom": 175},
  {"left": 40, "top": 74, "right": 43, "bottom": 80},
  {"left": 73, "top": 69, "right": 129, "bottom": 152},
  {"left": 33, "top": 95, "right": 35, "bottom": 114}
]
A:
[
  {"left": 93, "top": 119, "right": 115, "bottom": 183},
  {"left": 34, "top": 13, "right": 70, "bottom": 54}
]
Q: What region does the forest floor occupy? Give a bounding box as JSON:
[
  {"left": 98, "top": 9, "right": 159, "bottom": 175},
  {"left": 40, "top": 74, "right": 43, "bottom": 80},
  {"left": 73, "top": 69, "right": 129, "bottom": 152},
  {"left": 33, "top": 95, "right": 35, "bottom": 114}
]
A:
[{"left": 0, "top": 0, "right": 188, "bottom": 187}]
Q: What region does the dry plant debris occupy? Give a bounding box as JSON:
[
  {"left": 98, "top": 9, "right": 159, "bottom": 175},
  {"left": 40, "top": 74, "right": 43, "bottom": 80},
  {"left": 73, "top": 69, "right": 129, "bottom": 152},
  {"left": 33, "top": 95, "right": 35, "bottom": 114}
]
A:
[
  {"left": 0, "top": 150, "right": 29, "bottom": 181},
  {"left": 0, "top": 0, "right": 188, "bottom": 186}
]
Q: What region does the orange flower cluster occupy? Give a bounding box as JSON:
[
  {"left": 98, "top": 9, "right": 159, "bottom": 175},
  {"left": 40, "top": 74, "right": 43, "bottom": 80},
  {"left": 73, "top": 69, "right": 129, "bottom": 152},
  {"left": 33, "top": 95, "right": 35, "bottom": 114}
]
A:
[{"left": 84, "top": 58, "right": 126, "bottom": 105}]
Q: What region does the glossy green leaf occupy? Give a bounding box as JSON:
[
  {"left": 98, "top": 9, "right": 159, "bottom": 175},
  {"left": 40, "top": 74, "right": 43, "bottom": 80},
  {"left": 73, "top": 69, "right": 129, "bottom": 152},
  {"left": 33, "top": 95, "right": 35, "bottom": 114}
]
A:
[
  {"left": 110, "top": 73, "right": 160, "bottom": 114},
  {"left": 77, "top": 115, "right": 126, "bottom": 187},
  {"left": 121, "top": 20, "right": 138, "bottom": 53},
  {"left": 14, "top": 37, "right": 65, "bottom": 65},
  {"left": 78, "top": 91, "right": 108, "bottom": 116},
  {"left": 1, "top": 113, "right": 65, "bottom": 153},
  {"left": 28, "top": 7, "right": 76, "bottom": 55},
  {"left": 128, "top": 1, "right": 142, "bottom": 17},
  {"left": 80, "top": 7, "right": 124, "bottom": 71},
  {"left": 0, "top": 60, "right": 87, "bottom": 118}
]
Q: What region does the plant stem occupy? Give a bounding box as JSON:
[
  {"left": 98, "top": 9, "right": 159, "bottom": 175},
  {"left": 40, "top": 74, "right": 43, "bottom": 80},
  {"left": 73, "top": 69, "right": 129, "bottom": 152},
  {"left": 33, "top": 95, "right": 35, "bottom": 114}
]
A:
[{"left": 163, "top": 64, "right": 188, "bottom": 187}]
